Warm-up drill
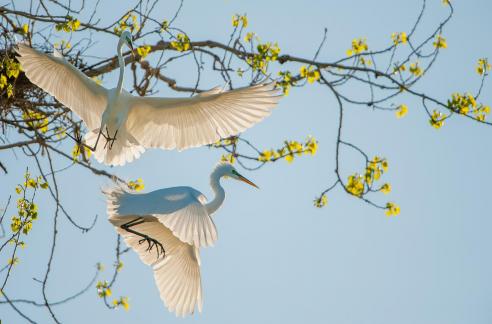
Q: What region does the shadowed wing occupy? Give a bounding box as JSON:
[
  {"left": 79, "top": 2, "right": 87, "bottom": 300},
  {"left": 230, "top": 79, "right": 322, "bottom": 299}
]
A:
[
  {"left": 126, "top": 82, "right": 281, "bottom": 150},
  {"left": 16, "top": 43, "right": 108, "bottom": 130},
  {"left": 106, "top": 186, "right": 217, "bottom": 248}
]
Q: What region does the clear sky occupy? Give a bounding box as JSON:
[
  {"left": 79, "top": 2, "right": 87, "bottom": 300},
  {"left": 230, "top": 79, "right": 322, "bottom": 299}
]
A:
[{"left": 2, "top": 1, "right": 492, "bottom": 323}]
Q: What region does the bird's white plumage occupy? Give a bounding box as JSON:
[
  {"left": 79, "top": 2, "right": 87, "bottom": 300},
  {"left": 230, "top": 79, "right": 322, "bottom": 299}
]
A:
[
  {"left": 103, "top": 164, "right": 257, "bottom": 316},
  {"left": 15, "top": 43, "right": 107, "bottom": 130},
  {"left": 104, "top": 186, "right": 211, "bottom": 316},
  {"left": 126, "top": 82, "right": 281, "bottom": 151},
  {"left": 16, "top": 37, "right": 282, "bottom": 166}
]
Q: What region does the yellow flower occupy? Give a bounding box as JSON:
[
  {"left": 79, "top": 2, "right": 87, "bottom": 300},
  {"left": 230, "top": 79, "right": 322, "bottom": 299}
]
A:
[
  {"left": 395, "top": 104, "right": 408, "bottom": 118},
  {"left": 433, "top": 35, "right": 447, "bottom": 49},
  {"left": 258, "top": 150, "right": 272, "bottom": 162},
  {"left": 391, "top": 32, "right": 407, "bottom": 46},
  {"left": 429, "top": 110, "right": 446, "bottom": 129},
  {"left": 221, "top": 154, "right": 235, "bottom": 164},
  {"left": 128, "top": 178, "right": 144, "bottom": 191},
  {"left": 71, "top": 143, "right": 92, "bottom": 161},
  {"left": 381, "top": 183, "right": 391, "bottom": 194},
  {"left": 442, "top": 0, "right": 450, "bottom": 5},
  {"left": 285, "top": 154, "right": 294, "bottom": 163},
  {"left": 346, "top": 38, "right": 368, "bottom": 56},
  {"left": 170, "top": 33, "right": 190, "bottom": 52},
  {"left": 347, "top": 174, "right": 365, "bottom": 197},
  {"left": 136, "top": 45, "right": 151, "bottom": 59},
  {"left": 305, "top": 137, "right": 318, "bottom": 155},
  {"left": 409, "top": 62, "right": 423, "bottom": 77},
  {"left": 299, "top": 65, "right": 320, "bottom": 84},
  {"left": 314, "top": 194, "right": 328, "bottom": 208},
  {"left": 232, "top": 14, "right": 248, "bottom": 28},
  {"left": 476, "top": 58, "right": 491, "bottom": 76},
  {"left": 385, "top": 202, "right": 400, "bottom": 216},
  {"left": 22, "top": 24, "right": 29, "bottom": 35}
]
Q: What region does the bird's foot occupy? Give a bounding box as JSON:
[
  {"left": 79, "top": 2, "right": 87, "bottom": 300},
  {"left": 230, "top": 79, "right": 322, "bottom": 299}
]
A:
[
  {"left": 102, "top": 126, "right": 119, "bottom": 150},
  {"left": 138, "top": 236, "right": 166, "bottom": 260}
]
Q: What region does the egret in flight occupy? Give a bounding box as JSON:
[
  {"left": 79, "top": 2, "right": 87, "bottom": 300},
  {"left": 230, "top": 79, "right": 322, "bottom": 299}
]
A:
[
  {"left": 104, "top": 163, "right": 258, "bottom": 316},
  {"left": 16, "top": 31, "right": 281, "bottom": 166}
]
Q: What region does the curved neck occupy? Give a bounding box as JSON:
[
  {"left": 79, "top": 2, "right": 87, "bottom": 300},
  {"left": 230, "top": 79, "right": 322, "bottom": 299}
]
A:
[
  {"left": 116, "top": 41, "right": 125, "bottom": 93},
  {"left": 205, "top": 170, "right": 226, "bottom": 215}
]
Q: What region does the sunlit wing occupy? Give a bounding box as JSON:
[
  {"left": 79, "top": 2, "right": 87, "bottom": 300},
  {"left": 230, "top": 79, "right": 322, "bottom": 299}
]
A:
[
  {"left": 126, "top": 82, "right": 281, "bottom": 150},
  {"left": 113, "top": 221, "right": 202, "bottom": 316},
  {"left": 16, "top": 43, "right": 108, "bottom": 130},
  {"left": 105, "top": 186, "right": 217, "bottom": 248}
]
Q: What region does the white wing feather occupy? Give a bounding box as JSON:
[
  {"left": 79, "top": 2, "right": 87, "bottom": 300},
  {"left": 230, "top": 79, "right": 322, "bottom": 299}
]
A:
[
  {"left": 105, "top": 186, "right": 217, "bottom": 248},
  {"left": 126, "top": 82, "right": 281, "bottom": 150},
  {"left": 15, "top": 43, "right": 108, "bottom": 130},
  {"left": 112, "top": 221, "right": 202, "bottom": 316}
]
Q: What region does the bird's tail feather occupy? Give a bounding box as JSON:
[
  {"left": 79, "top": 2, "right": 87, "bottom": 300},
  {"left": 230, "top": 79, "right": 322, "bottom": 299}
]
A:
[{"left": 84, "top": 128, "right": 145, "bottom": 166}]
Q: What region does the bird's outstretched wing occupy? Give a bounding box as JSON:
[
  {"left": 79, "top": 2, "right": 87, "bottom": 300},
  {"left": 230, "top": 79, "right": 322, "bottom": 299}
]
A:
[
  {"left": 16, "top": 43, "right": 108, "bottom": 130},
  {"left": 113, "top": 220, "right": 203, "bottom": 316},
  {"left": 105, "top": 186, "right": 217, "bottom": 248},
  {"left": 126, "top": 82, "right": 281, "bottom": 150}
]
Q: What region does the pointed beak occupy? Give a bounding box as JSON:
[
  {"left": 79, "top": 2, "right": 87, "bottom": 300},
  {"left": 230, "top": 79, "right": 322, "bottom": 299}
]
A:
[{"left": 238, "top": 175, "right": 259, "bottom": 189}]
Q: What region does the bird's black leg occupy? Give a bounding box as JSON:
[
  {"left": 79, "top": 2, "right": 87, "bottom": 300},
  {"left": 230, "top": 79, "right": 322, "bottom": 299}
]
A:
[
  {"left": 120, "top": 218, "right": 166, "bottom": 260},
  {"left": 102, "top": 126, "right": 119, "bottom": 150}
]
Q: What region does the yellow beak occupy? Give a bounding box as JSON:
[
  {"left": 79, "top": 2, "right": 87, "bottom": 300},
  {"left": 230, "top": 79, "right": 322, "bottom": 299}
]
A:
[{"left": 238, "top": 175, "right": 259, "bottom": 189}]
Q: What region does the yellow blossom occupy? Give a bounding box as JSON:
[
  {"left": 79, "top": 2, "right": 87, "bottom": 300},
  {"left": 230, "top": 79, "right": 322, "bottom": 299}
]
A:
[
  {"left": 395, "top": 104, "right": 408, "bottom": 118},
  {"left": 128, "top": 178, "right": 144, "bottom": 191},
  {"left": 381, "top": 183, "right": 391, "bottom": 194},
  {"left": 409, "top": 62, "right": 423, "bottom": 77},
  {"left": 346, "top": 38, "right": 368, "bottom": 56},
  {"left": 136, "top": 45, "right": 151, "bottom": 59},
  {"left": 391, "top": 32, "right": 407, "bottom": 46},
  {"left": 385, "top": 202, "right": 400, "bottom": 216},
  {"left": 476, "top": 58, "right": 491, "bottom": 76},
  {"left": 429, "top": 110, "right": 447, "bottom": 129},
  {"left": 299, "top": 65, "right": 320, "bottom": 84},
  {"left": 433, "top": 35, "right": 447, "bottom": 49},
  {"left": 314, "top": 194, "right": 328, "bottom": 208}
]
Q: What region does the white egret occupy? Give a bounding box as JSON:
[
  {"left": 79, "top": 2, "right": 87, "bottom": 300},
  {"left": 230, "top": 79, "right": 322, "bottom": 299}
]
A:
[
  {"left": 103, "top": 163, "right": 258, "bottom": 316},
  {"left": 16, "top": 31, "right": 281, "bottom": 166}
]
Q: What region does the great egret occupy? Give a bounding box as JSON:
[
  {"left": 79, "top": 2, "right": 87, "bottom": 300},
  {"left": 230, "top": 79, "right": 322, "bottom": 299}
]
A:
[
  {"left": 16, "top": 31, "right": 281, "bottom": 166},
  {"left": 103, "top": 163, "right": 258, "bottom": 316}
]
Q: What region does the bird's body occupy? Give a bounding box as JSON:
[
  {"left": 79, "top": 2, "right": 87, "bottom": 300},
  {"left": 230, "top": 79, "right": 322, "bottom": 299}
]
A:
[
  {"left": 103, "top": 164, "right": 258, "bottom": 316},
  {"left": 16, "top": 31, "right": 281, "bottom": 166}
]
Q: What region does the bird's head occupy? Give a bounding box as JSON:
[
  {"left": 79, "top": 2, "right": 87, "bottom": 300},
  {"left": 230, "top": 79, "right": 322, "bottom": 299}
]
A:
[
  {"left": 217, "top": 163, "right": 259, "bottom": 189},
  {"left": 120, "top": 30, "right": 135, "bottom": 57}
]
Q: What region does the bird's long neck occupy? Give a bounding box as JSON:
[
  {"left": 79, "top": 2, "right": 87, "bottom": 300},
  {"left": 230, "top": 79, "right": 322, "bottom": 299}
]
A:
[
  {"left": 116, "top": 41, "right": 125, "bottom": 93},
  {"left": 205, "top": 169, "right": 226, "bottom": 215}
]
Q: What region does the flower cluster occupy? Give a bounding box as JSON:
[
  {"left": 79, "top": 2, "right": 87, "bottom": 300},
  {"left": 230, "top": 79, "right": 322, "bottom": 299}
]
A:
[
  {"left": 476, "top": 58, "right": 491, "bottom": 76},
  {"left": 55, "top": 16, "right": 80, "bottom": 32},
  {"left": 128, "top": 178, "right": 144, "bottom": 191},
  {"left": 96, "top": 281, "right": 112, "bottom": 298},
  {"left": 346, "top": 38, "right": 368, "bottom": 56},
  {"left": 299, "top": 66, "right": 320, "bottom": 84},
  {"left": 113, "top": 12, "right": 139, "bottom": 34},
  {"left": 112, "top": 296, "right": 130, "bottom": 311},
  {"left": 257, "top": 137, "right": 318, "bottom": 164},
  {"left": 11, "top": 172, "right": 48, "bottom": 236},
  {"left": 22, "top": 109, "right": 49, "bottom": 133},
  {"left": 391, "top": 32, "right": 407, "bottom": 46},
  {"left": 170, "top": 33, "right": 191, "bottom": 52},
  {"left": 277, "top": 71, "right": 295, "bottom": 95},
  {"left": 385, "top": 202, "right": 400, "bottom": 216},
  {"left": 136, "top": 45, "right": 152, "bottom": 59},
  {"left": 447, "top": 92, "right": 490, "bottom": 121},
  {"left": 232, "top": 14, "right": 248, "bottom": 28},
  {"left": 433, "top": 35, "right": 447, "bottom": 49},
  {"left": 1, "top": 58, "right": 21, "bottom": 98},
  {"left": 246, "top": 42, "right": 281, "bottom": 73},
  {"left": 395, "top": 104, "right": 408, "bottom": 119},
  {"left": 429, "top": 110, "right": 447, "bottom": 129},
  {"left": 409, "top": 62, "right": 423, "bottom": 77},
  {"left": 344, "top": 156, "right": 391, "bottom": 199},
  {"left": 313, "top": 194, "right": 328, "bottom": 208},
  {"left": 71, "top": 143, "right": 92, "bottom": 161}
]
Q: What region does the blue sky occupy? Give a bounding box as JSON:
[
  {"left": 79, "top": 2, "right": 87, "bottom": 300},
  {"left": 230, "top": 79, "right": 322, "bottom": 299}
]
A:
[{"left": 2, "top": 1, "right": 492, "bottom": 323}]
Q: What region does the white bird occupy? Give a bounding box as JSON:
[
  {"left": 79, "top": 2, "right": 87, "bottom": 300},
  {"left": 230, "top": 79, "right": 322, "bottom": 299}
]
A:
[
  {"left": 103, "top": 163, "right": 258, "bottom": 316},
  {"left": 16, "top": 31, "right": 281, "bottom": 166}
]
